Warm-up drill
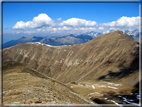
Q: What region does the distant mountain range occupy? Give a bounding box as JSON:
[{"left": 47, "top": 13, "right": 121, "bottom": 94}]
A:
[
  {"left": 125, "top": 29, "right": 139, "bottom": 41},
  {"left": 3, "top": 29, "right": 139, "bottom": 48}
]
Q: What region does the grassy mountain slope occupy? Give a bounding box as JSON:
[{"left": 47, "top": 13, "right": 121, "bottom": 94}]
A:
[{"left": 3, "top": 61, "right": 96, "bottom": 105}]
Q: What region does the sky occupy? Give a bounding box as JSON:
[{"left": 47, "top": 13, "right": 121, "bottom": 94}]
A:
[{"left": 2, "top": 2, "right": 140, "bottom": 43}]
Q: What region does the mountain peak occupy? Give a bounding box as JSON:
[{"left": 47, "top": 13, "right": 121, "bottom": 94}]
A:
[
  {"left": 18, "top": 36, "right": 26, "bottom": 40},
  {"left": 26, "top": 36, "right": 36, "bottom": 39},
  {"left": 107, "top": 30, "right": 134, "bottom": 41},
  {"left": 21, "top": 36, "right": 26, "bottom": 38},
  {"left": 112, "top": 30, "right": 124, "bottom": 34},
  {"left": 32, "top": 36, "right": 38, "bottom": 38},
  {"left": 63, "top": 33, "right": 74, "bottom": 37}
]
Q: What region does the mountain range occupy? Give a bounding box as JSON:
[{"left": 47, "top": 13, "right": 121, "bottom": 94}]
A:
[
  {"left": 3, "top": 30, "right": 139, "bottom": 83},
  {"left": 2, "top": 30, "right": 140, "bottom": 105},
  {"left": 3, "top": 29, "right": 139, "bottom": 49}
]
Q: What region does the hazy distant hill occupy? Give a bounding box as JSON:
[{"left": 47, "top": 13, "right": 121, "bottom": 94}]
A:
[
  {"left": 3, "top": 36, "right": 44, "bottom": 48},
  {"left": 3, "top": 34, "right": 94, "bottom": 48}
]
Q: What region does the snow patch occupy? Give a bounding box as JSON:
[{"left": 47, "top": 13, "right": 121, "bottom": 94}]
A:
[
  {"left": 93, "top": 84, "right": 98, "bottom": 86},
  {"left": 88, "top": 92, "right": 103, "bottom": 96},
  {"left": 92, "top": 85, "right": 95, "bottom": 89},
  {"left": 110, "top": 100, "right": 123, "bottom": 106},
  {"left": 98, "top": 85, "right": 107, "bottom": 88},
  {"left": 136, "top": 95, "right": 140, "bottom": 99},
  {"left": 114, "top": 84, "right": 122, "bottom": 86},
  {"left": 104, "top": 97, "right": 123, "bottom": 106},
  {"left": 107, "top": 86, "right": 118, "bottom": 89},
  {"left": 123, "top": 31, "right": 125, "bottom": 34},
  {"left": 91, "top": 102, "right": 95, "bottom": 104},
  {"left": 27, "top": 42, "right": 72, "bottom": 47},
  {"left": 88, "top": 92, "right": 96, "bottom": 96},
  {"left": 103, "top": 81, "right": 122, "bottom": 86},
  {"left": 122, "top": 97, "right": 139, "bottom": 105},
  {"left": 78, "top": 83, "right": 84, "bottom": 86},
  {"left": 108, "top": 83, "right": 114, "bottom": 85}
]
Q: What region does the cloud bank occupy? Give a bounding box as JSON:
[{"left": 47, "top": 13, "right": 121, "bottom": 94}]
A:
[
  {"left": 101, "top": 16, "right": 140, "bottom": 27},
  {"left": 59, "top": 18, "right": 97, "bottom": 27},
  {"left": 12, "top": 13, "right": 140, "bottom": 34},
  {"left": 12, "top": 14, "right": 98, "bottom": 29}
]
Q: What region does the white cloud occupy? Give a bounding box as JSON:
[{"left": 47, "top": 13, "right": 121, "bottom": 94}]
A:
[
  {"left": 42, "top": 26, "right": 96, "bottom": 34},
  {"left": 109, "top": 27, "right": 116, "bottom": 30},
  {"left": 36, "top": 28, "right": 42, "bottom": 32},
  {"left": 24, "top": 31, "right": 35, "bottom": 34},
  {"left": 53, "top": 28, "right": 57, "bottom": 31},
  {"left": 109, "top": 27, "right": 120, "bottom": 31},
  {"left": 73, "top": 27, "right": 96, "bottom": 34},
  {"left": 103, "top": 30, "right": 110, "bottom": 34},
  {"left": 57, "top": 17, "right": 62, "bottom": 22},
  {"left": 59, "top": 18, "right": 97, "bottom": 27},
  {"left": 101, "top": 16, "right": 140, "bottom": 28},
  {"left": 62, "top": 26, "right": 71, "bottom": 30},
  {"left": 43, "top": 26, "right": 72, "bottom": 32},
  {"left": 76, "top": 27, "right": 96, "bottom": 31},
  {"left": 98, "top": 27, "right": 104, "bottom": 30},
  {"left": 12, "top": 13, "right": 55, "bottom": 29}
]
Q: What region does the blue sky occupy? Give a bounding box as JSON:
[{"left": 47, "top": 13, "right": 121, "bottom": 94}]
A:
[{"left": 3, "top": 2, "right": 140, "bottom": 43}]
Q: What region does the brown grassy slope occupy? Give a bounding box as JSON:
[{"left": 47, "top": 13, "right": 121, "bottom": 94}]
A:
[
  {"left": 3, "top": 61, "right": 95, "bottom": 105},
  {"left": 3, "top": 30, "right": 139, "bottom": 85}
]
